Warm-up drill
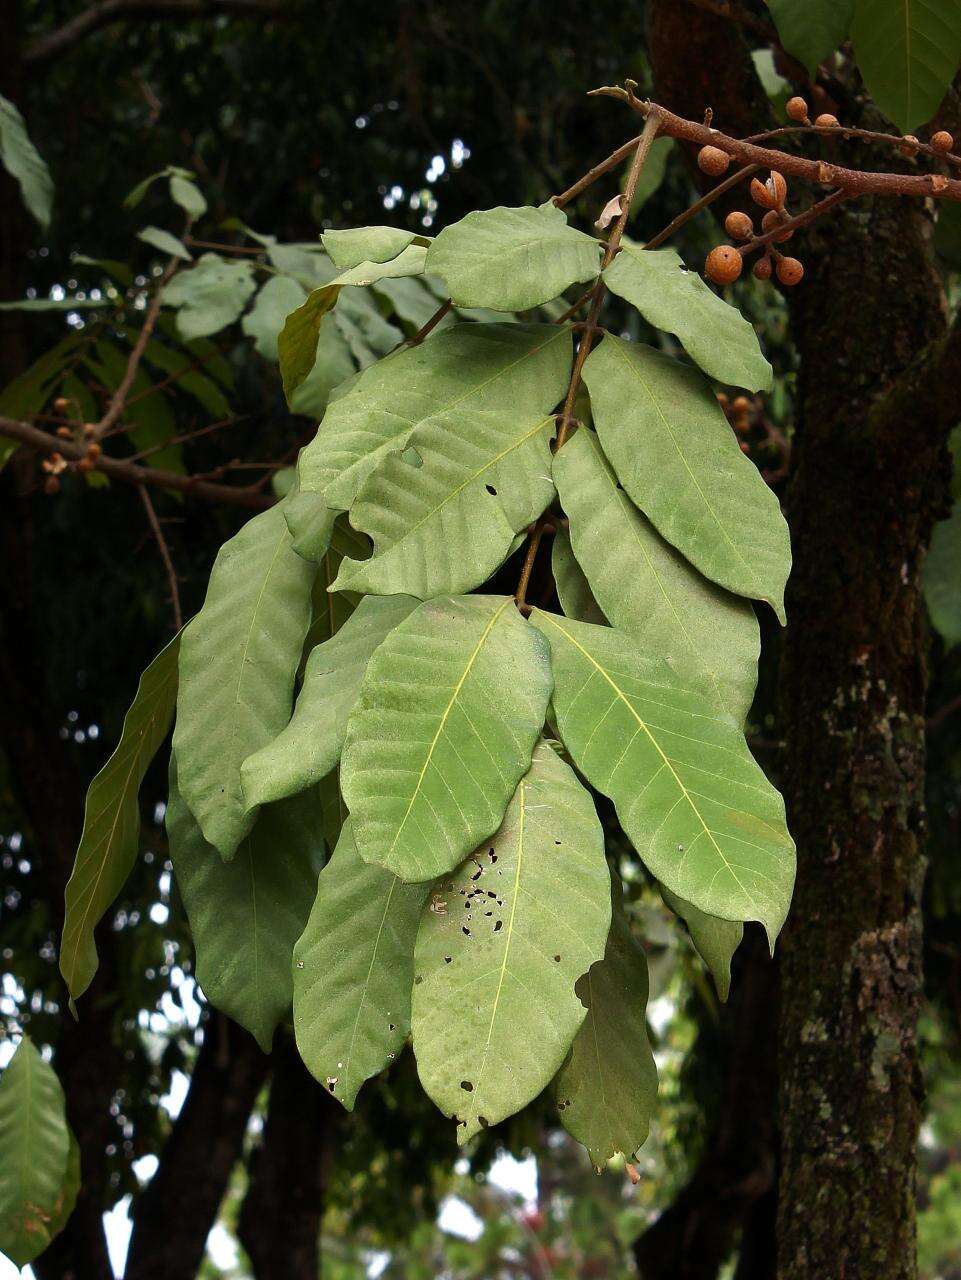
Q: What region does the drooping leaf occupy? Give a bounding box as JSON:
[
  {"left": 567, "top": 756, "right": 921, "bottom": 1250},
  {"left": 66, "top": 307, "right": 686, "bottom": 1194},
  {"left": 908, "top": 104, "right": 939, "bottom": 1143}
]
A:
[
  {"left": 60, "top": 635, "right": 180, "bottom": 1003},
  {"left": 242, "top": 594, "right": 420, "bottom": 810},
  {"left": 412, "top": 740, "right": 610, "bottom": 1142},
  {"left": 169, "top": 173, "right": 207, "bottom": 219},
  {"left": 552, "top": 527, "right": 608, "bottom": 625},
  {"left": 242, "top": 275, "right": 307, "bottom": 360},
  {"left": 583, "top": 335, "right": 791, "bottom": 622},
  {"left": 765, "top": 0, "right": 854, "bottom": 74},
  {"left": 323, "top": 225, "right": 427, "bottom": 269},
  {"left": 172, "top": 501, "right": 316, "bottom": 858},
  {"left": 288, "top": 313, "right": 356, "bottom": 419},
  {"left": 530, "top": 609, "right": 796, "bottom": 944},
  {"left": 0, "top": 94, "right": 53, "bottom": 229},
  {"left": 297, "top": 322, "right": 569, "bottom": 516},
  {"left": 923, "top": 502, "right": 961, "bottom": 646},
  {"left": 604, "top": 244, "right": 772, "bottom": 392},
  {"left": 554, "top": 888, "right": 657, "bottom": 1167},
  {"left": 343, "top": 595, "right": 553, "bottom": 881},
  {"left": 555, "top": 429, "right": 759, "bottom": 721},
  {"left": 163, "top": 253, "right": 257, "bottom": 340},
  {"left": 850, "top": 0, "right": 961, "bottom": 131},
  {"left": 0, "top": 1038, "right": 72, "bottom": 1267},
  {"left": 277, "top": 245, "right": 427, "bottom": 400},
  {"left": 167, "top": 760, "right": 322, "bottom": 1052},
  {"left": 659, "top": 884, "right": 743, "bottom": 1001},
  {"left": 293, "top": 819, "right": 430, "bottom": 1109},
  {"left": 138, "top": 226, "right": 192, "bottom": 260},
  {"left": 426, "top": 203, "right": 602, "bottom": 310},
  {"left": 330, "top": 407, "right": 557, "bottom": 598}
]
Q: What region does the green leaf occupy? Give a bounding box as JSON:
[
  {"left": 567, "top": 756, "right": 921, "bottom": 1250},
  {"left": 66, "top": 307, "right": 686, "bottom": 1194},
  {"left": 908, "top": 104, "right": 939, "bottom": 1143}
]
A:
[
  {"left": 625, "top": 136, "right": 673, "bottom": 215},
  {"left": 659, "top": 884, "right": 743, "bottom": 1001},
  {"left": 372, "top": 274, "right": 455, "bottom": 332},
  {"left": 284, "top": 490, "right": 337, "bottom": 562},
  {"left": 242, "top": 275, "right": 307, "bottom": 361},
  {"left": 288, "top": 314, "right": 356, "bottom": 419},
  {"left": 46, "top": 1134, "right": 80, "bottom": 1244},
  {"left": 163, "top": 253, "right": 257, "bottom": 340},
  {"left": 604, "top": 244, "right": 772, "bottom": 392},
  {"left": 331, "top": 405, "right": 558, "bottom": 597},
  {"left": 242, "top": 594, "right": 420, "bottom": 810},
  {"left": 137, "top": 337, "right": 231, "bottom": 418},
  {"left": 554, "top": 889, "right": 657, "bottom": 1167},
  {"left": 323, "top": 225, "right": 427, "bottom": 269},
  {"left": 85, "top": 340, "right": 184, "bottom": 473},
  {"left": 123, "top": 165, "right": 192, "bottom": 210},
  {"left": 923, "top": 503, "right": 961, "bottom": 646},
  {"left": 277, "top": 246, "right": 427, "bottom": 400},
  {"left": 169, "top": 173, "right": 207, "bottom": 219},
  {"left": 851, "top": 0, "right": 961, "bottom": 131},
  {"left": 293, "top": 818, "right": 430, "bottom": 1109},
  {"left": 555, "top": 429, "right": 759, "bottom": 721},
  {"left": 167, "top": 759, "right": 322, "bottom": 1052},
  {"left": 530, "top": 609, "right": 796, "bottom": 944},
  {"left": 334, "top": 286, "right": 403, "bottom": 366},
  {"left": 343, "top": 595, "right": 553, "bottom": 882},
  {"left": 0, "top": 334, "right": 83, "bottom": 423},
  {"left": 297, "top": 322, "right": 569, "bottom": 516},
  {"left": 765, "top": 0, "right": 853, "bottom": 75},
  {"left": 584, "top": 335, "right": 791, "bottom": 622},
  {"left": 412, "top": 740, "right": 611, "bottom": 1142},
  {"left": 172, "top": 501, "right": 316, "bottom": 858},
  {"left": 138, "top": 226, "right": 192, "bottom": 260},
  {"left": 60, "top": 635, "right": 180, "bottom": 1003},
  {"left": 0, "top": 1038, "right": 72, "bottom": 1267},
  {"left": 426, "top": 203, "right": 601, "bottom": 311},
  {"left": 0, "top": 94, "right": 53, "bottom": 230},
  {"left": 552, "top": 527, "right": 608, "bottom": 625},
  {"left": 0, "top": 296, "right": 109, "bottom": 312}
]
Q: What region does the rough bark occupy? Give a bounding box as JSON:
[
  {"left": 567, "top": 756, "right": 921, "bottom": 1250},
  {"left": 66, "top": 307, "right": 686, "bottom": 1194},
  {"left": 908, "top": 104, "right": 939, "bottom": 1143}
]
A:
[
  {"left": 238, "top": 1036, "right": 341, "bottom": 1280},
  {"left": 125, "top": 1013, "right": 269, "bottom": 1280},
  {"left": 633, "top": 932, "right": 778, "bottom": 1280},
  {"left": 776, "top": 180, "right": 951, "bottom": 1279}
]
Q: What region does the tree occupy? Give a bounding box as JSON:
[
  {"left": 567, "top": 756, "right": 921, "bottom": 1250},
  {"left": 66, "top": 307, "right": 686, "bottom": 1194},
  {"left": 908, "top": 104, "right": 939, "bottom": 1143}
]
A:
[{"left": 1, "top": 4, "right": 961, "bottom": 1279}]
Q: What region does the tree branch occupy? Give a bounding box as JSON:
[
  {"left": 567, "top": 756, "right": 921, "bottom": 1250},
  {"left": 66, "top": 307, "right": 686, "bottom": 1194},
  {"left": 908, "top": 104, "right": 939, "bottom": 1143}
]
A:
[
  {"left": 0, "top": 415, "right": 273, "bottom": 508},
  {"left": 23, "top": 0, "right": 287, "bottom": 66}
]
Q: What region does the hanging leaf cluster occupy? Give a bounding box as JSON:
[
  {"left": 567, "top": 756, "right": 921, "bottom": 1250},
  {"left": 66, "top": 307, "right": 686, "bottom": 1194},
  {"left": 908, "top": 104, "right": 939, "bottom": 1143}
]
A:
[{"left": 61, "top": 202, "right": 796, "bottom": 1169}]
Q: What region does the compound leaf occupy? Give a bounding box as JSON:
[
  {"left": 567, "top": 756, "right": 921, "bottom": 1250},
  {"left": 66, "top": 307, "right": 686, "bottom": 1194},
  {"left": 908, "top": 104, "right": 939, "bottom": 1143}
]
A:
[
  {"left": 412, "top": 741, "right": 611, "bottom": 1142},
  {"left": 584, "top": 335, "right": 791, "bottom": 622},
  {"left": 293, "top": 819, "right": 430, "bottom": 1109},
  {"left": 173, "top": 501, "right": 315, "bottom": 859},
  {"left": 242, "top": 594, "right": 420, "bottom": 810},
  {"left": 426, "top": 203, "right": 601, "bottom": 311},
  {"left": 167, "top": 759, "right": 322, "bottom": 1052},
  {"left": 342, "top": 595, "right": 552, "bottom": 881},
  {"left": 530, "top": 609, "right": 796, "bottom": 944},
  {"left": 555, "top": 429, "right": 759, "bottom": 721},
  {"left": 61, "top": 635, "right": 180, "bottom": 1003},
  {"left": 604, "top": 244, "right": 772, "bottom": 392}
]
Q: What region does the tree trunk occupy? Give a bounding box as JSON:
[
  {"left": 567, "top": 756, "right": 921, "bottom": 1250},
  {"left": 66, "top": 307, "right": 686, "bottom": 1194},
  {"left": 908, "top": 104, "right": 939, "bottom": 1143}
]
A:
[
  {"left": 776, "top": 182, "right": 949, "bottom": 1278},
  {"left": 238, "top": 1036, "right": 341, "bottom": 1280},
  {"left": 124, "top": 1013, "right": 268, "bottom": 1280}
]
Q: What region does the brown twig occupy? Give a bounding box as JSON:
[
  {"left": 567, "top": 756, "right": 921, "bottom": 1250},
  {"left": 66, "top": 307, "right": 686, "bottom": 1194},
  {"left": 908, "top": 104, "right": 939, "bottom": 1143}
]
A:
[
  {"left": 744, "top": 123, "right": 961, "bottom": 172},
  {"left": 138, "top": 485, "right": 183, "bottom": 630},
  {"left": 551, "top": 134, "right": 646, "bottom": 209},
  {"left": 591, "top": 88, "right": 961, "bottom": 202},
  {"left": 740, "top": 188, "right": 851, "bottom": 256},
  {"left": 127, "top": 414, "right": 246, "bottom": 462},
  {"left": 408, "top": 298, "right": 453, "bottom": 346},
  {"left": 643, "top": 163, "right": 761, "bottom": 250},
  {"left": 0, "top": 415, "right": 272, "bottom": 509}
]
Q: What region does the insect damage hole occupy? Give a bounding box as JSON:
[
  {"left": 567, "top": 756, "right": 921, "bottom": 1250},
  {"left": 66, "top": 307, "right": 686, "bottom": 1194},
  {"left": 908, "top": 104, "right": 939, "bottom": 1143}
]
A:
[{"left": 460, "top": 1080, "right": 474, "bottom": 1092}]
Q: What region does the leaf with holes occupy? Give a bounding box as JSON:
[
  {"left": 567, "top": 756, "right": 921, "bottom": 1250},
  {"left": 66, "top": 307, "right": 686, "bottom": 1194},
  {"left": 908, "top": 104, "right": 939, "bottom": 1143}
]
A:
[
  {"left": 61, "top": 634, "right": 180, "bottom": 1003},
  {"left": 555, "top": 429, "right": 759, "bottom": 721},
  {"left": 554, "top": 888, "right": 657, "bottom": 1167},
  {"left": 660, "top": 884, "right": 743, "bottom": 1001},
  {"left": 0, "top": 1038, "right": 72, "bottom": 1267},
  {"left": 851, "top": 0, "right": 961, "bottom": 131},
  {"left": 242, "top": 594, "right": 420, "bottom": 810},
  {"left": 342, "top": 595, "right": 552, "bottom": 882},
  {"left": 297, "top": 322, "right": 569, "bottom": 517},
  {"left": 426, "top": 203, "right": 602, "bottom": 310},
  {"left": 604, "top": 244, "right": 772, "bottom": 392},
  {"left": 167, "top": 758, "right": 322, "bottom": 1052},
  {"left": 412, "top": 740, "right": 610, "bottom": 1141},
  {"left": 293, "top": 819, "right": 430, "bottom": 1109},
  {"left": 584, "top": 335, "right": 791, "bottom": 621},
  {"left": 172, "top": 501, "right": 316, "bottom": 858},
  {"left": 530, "top": 609, "right": 795, "bottom": 943}
]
